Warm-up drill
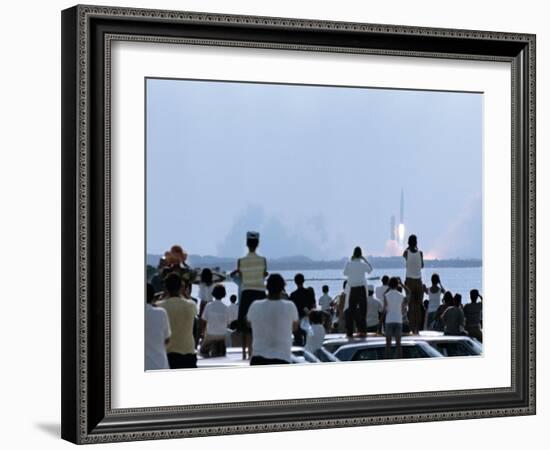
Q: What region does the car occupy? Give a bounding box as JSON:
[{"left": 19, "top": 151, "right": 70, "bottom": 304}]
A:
[
  {"left": 405, "top": 332, "right": 483, "bottom": 356},
  {"left": 196, "top": 346, "right": 324, "bottom": 368},
  {"left": 322, "top": 334, "right": 374, "bottom": 354},
  {"left": 333, "top": 339, "right": 443, "bottom": 361},
  {"left": 308, "top": 347, "right": 340, "bottom": 363},
  {"left": 323, "top": 332, "right": 483, "bottom": 357},
  {"left": 289, "top": 347, "right": 322, "bottom": 363}
]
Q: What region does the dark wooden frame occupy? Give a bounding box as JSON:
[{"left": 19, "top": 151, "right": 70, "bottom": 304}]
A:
[{"left": 61, "top": 4, "right": 536, "bottom": 444}]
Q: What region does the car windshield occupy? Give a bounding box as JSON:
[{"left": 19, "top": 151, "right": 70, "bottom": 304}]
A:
[
  {"left": 351, "top": 345, "right": 432, "bottom": 361},
  {"left": 430, "top": 341, "right": 479, "bottom": 357}
]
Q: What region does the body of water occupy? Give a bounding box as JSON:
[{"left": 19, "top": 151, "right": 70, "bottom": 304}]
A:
[{"left": 191, "top": 266, "right": 482, "bottom": 306}]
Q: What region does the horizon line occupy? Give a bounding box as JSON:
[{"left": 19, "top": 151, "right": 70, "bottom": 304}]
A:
[{"left": 146, "top": 252, "right": 483, "bottom": 261}]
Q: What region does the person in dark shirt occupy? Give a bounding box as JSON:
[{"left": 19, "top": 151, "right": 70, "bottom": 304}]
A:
[
  {"left": 441, "top": 296, "right": 465, "bottom": 336},
  {"left": 432, "top": 291, "right": 454, "bottom": 332},
  {"left": 464, "top": 289, "right": 483, "bottom": 342},
  {"left": 289, "top": 273, "right": 316, "bottom": 345}
]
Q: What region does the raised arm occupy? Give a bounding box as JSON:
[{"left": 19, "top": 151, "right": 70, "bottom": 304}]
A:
[
  {"left": 343, "top": 261, "right": 350, "bottom": 276},
  {"left": 362, "top": 256, "right": 373, "bottom": 273},
  {"left": 399, "top": 279, "right": 411, "bottom": 295}
]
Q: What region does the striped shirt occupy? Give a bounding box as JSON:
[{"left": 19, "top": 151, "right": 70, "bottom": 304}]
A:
[{"left": 238, "top": 252, "right": 267, "bottom": 291}]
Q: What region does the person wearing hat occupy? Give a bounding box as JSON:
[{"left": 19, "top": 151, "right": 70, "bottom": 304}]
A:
[
  {"left": 236, "top": 231, "right": 268, "bottom": 359},
  {"left": 169, "top": 244, "right": 198, "bottom": 291}
]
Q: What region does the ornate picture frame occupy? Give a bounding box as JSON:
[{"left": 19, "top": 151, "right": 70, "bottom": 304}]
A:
[{"left": 61, "top": 4, "right": 536, "bottom": 444}]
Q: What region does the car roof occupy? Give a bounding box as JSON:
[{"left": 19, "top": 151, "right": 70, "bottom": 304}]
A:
[
  {"left": 335, "top": 340, "right": 433, "bottom": 351},
  {"left": 324, "top": 333, "right": 478, "bottom": 344}
]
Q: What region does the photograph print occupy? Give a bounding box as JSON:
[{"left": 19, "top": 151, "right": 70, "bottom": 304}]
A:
[{"left": 144, "top": 77, "right": 484, "bottom": 371}]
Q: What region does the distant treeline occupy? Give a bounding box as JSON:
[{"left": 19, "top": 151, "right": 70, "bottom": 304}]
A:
[{"left": 146, "top": 254, "right": 482, "bottom": 271}]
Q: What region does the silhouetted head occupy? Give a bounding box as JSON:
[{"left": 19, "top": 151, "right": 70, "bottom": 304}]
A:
[
  {"left": 246, "top": 231, "right": 260, "bottom": 252},
  {"left": 309, "top": 310, "right": 324, "bottom": 325},
  {"left": 212, "top": 284, "right": 226, "bottom": 300},
  {"left": 381, "top": 275, "right": 389, "bottom": 285},
  {"left": 165, "top": 272, "right": 182, "bottom": 297},
  {"left": 443, "top": 291, "right": 454, "bottom": 306},
  {"left": 266, "top": 273, "right": 286, "bottom": 297},
  {"left": 454, "top": 293, "right": 462, "bottom": 307},
  {"left": 431, "top": 273, "right": 441, "bottom": 285},
  {"left": 200, "top": 268, "right": 213, "bottom": 286},
  {"left": 322, "top": 285, "right": 329, "bottom": 294},
  {"left": 164, "top": 253, "right": 179, "bottom": 267},
  {"left": 229, "top": 294, "right": 237, "bottom": 304},
  {"left": 146, "top": 283, "right": 155, "bottom": 304},
  {"left": 470, "top": 289, "right": 482, "bottom": 303},
  {"left": 246, "top": 238, "right": 258, "bottom": 252},
  {"left": 388, "top": 277, "right": 399, "bottom": 290},
  {"left": 170, "top": 245, "right": 187, "bottom": 263},
  {"left": 294, "top": 273, "right": 305, "bottom": 286},
  {"left": 408, "top": 235, "right": 418, "bottom": 250},
  {"left": 352, "top": 246, "right": 362, "bottom": 259}
]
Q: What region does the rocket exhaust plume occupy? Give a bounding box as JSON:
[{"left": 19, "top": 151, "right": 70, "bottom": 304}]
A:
[{"left": 398, "top": 188, "right": 405, "bottom": 248}]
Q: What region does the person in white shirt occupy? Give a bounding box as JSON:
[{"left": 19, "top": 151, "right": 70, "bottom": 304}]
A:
[
  {"left": 403, "top": 234, "right": 425, "bottom": 334},
  {"left": 334, "top": 281, "right": 347, "bottom": 333},
  {"left": 343, "top": 246, "right": 373, "bottom": 337},
  {"left": 198, "top": 268, "right": 214, "bottom": 317},
  {"left": 227, "top": 294, "right": 239, "bottom": 325},
  {"left": 305, "top": 310, "right": 326, "bottom": 355},
  {"left": 366, "top": 286, "right": 384, "bottom": 333},
  {"left": 375, "top": 275, "right": 389, "bottom": 334},
  {"left": 375, "top": 275, "right": 390, "bottom": 302},
  {"left": 383, "top": 277, "right": 410, "bottom": 359},
  {"left": 318, "top": 285, "right": 334, "bottom": 332},
  {"left": 226, "top": 294, "right": 239, "bottom": 347},
  {"left": 423, "top": 273, "right": 446, "bottom": 330},
  {"left": 145, "top": 283, "right": 171, "bottom": 370},
  {"left": 247, "top": 274, "right": 299, "bottom": 365},
  {"left": 318, "top": 285, "right": 333, "bottom": 312},
  {"left": 200, "top": 284, "right": 229, "bottom": 357}
]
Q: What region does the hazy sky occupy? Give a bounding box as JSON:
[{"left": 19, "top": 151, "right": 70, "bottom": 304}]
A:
[{"left": 146, "top": 78, "right": 482, "bottom": 259}]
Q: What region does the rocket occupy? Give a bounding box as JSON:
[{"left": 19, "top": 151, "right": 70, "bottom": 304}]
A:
[{"left": 398, "top": 188, "right": 405, "bottom": 247}]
